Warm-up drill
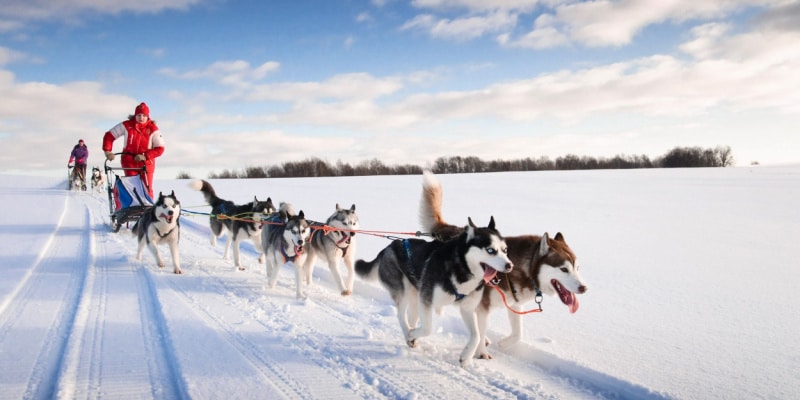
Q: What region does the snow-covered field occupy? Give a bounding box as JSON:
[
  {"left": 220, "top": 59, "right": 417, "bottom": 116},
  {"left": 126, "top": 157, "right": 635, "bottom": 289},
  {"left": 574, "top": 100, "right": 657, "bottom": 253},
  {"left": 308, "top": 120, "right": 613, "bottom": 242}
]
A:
[{"left": 0, "top": 166, "right": 797, "bottom": 399}]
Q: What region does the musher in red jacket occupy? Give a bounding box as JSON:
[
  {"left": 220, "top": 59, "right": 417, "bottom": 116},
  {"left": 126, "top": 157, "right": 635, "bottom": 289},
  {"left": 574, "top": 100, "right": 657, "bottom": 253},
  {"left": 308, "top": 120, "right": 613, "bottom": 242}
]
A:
[{"left": 102, "top": 102, "right": 165, "bottom": 198}]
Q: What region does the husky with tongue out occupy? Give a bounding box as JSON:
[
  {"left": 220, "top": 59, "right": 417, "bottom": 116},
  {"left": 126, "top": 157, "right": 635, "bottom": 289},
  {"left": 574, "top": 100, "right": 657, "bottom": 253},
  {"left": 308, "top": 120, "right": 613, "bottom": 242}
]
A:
[
  {"left": 418, "top": 171, "right": 589, "bottom": 361},
  {"left": 355, "top": 216, "right": 512, "bottom": 367},
  {"left": 133, "top": 191, "right": 182, "bottom": 274}
]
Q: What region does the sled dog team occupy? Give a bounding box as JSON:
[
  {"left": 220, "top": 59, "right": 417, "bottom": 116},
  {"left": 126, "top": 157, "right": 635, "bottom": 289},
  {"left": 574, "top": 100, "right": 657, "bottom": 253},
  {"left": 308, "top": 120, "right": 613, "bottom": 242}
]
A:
[{"left": 131, "top": 172, "right": 589, "bottom": 367}]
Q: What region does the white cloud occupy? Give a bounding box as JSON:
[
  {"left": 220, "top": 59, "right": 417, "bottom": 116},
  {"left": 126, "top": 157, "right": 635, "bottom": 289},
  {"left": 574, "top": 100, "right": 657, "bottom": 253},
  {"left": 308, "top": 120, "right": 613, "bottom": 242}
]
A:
[
  {"left": 403, "top": 0, "right": 793, "bottom": 49},
  {"left": 411, "top": 0, "right": 541, "bottom": 13},
  {"left": 159, "top": 60, "right": 281, "bottom": 87},
  {"left": 0, "top": 0, "right": 205, "bottom": 22},
  {"left": 401, "top": 10, "right": 518, "bottom": 40},
  {"left": 242, "top": 72, "right": 405, "bottom": 103}
]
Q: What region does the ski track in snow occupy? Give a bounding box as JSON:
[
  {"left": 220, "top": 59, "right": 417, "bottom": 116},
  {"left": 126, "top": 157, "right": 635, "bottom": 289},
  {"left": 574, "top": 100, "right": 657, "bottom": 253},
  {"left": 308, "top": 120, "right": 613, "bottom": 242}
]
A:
[{"left": 0, "top": 187, "right": 672, "bottom": 399}]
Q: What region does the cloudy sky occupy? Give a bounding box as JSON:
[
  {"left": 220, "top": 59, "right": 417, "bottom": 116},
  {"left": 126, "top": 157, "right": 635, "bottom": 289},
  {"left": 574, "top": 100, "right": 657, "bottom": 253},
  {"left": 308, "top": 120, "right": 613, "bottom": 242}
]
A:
[{"left": 1, "top": 0, "right": 798, "bottom": 178}]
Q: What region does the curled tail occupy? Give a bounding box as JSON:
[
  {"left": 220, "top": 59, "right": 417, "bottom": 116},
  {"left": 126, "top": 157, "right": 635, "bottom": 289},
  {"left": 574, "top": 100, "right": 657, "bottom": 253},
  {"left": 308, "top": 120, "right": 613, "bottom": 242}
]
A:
[
  {"left": 419, "top": 171, "right": 462, "bottom": 241},
  {"left": 419, "top": 171, "right": 444, "bottom": 232},
  {"left": 188, "top": 179, "right": 222, "bottom": 206}
]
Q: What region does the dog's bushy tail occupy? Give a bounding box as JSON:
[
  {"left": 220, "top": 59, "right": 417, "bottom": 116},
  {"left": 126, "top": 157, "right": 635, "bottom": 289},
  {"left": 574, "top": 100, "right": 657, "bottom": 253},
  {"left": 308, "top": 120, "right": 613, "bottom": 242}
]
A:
[
  {"left": 189, "top": 179, "right": 221, "bottom": 206},
  {"left": 420, "top": 171, "right": 462, "bottom": 241},
  {"left": 355, "top": 257, "right": 380, "bottom": 281}
]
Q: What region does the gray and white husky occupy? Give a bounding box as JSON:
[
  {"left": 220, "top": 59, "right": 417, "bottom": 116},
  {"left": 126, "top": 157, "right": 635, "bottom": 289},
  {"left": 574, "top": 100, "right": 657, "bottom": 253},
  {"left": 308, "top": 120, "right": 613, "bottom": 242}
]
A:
[
  {"left": 356, "top": 217, "right": 513, "bottom": 367},
  {"left": 419, "top": 171, "right": 588, "bottom": 359},
  {"left": 133, "top": 191, "right": 182, "bottom": 274},
  {"left": 90, "top": 166, "right": 105, "bottom": 193},
  {"left": 190, "top": 179, "right": 275, "bottom": 271},
  {"left": 303, "top": 204, "right": 360, "bottom": 296},
  {"left": 263, "top": 203, "right": 312, "bottom": 299}
]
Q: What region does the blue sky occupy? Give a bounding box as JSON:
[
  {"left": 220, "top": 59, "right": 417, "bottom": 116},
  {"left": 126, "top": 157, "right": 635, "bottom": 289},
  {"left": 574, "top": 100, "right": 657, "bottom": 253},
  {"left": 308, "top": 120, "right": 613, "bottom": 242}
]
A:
[{"left": 1, "top": 0, "right": 799, "bottom": 178}]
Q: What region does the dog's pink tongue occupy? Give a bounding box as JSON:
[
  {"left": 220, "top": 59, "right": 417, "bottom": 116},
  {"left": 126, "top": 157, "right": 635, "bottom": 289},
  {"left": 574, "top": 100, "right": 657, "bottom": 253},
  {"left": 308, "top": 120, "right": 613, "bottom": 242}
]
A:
[
  {"left": 483, "top": 266, "right": 498, "bottom": 284},
  {"left": 568, "top": 294, "right": 580, "bottom": 314}
]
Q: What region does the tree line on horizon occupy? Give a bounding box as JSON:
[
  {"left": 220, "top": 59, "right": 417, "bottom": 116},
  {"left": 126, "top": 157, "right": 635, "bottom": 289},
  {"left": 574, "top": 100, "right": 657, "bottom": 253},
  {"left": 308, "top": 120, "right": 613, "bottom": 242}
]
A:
[{"left": 179, "top": 145, "right": 734, "bottom": 179}]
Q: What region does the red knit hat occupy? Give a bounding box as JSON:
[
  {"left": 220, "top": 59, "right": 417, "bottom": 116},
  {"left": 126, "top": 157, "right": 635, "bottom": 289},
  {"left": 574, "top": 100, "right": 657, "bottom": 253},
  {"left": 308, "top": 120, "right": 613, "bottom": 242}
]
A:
[{"left": 135, "top": 102, "right": 150, "bottom": 117}]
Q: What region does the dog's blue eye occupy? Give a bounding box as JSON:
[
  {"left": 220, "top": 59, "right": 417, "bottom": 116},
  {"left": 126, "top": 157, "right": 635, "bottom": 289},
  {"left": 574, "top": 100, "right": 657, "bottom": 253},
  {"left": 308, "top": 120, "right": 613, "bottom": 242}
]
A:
[{"left": 487, "top": 248, "right": 496, "bottom": 255}]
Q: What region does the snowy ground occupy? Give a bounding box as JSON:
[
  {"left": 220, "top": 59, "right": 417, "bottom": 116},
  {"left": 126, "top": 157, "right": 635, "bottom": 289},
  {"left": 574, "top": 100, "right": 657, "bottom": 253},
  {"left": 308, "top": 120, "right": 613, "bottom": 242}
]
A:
[{"left": 0, "top": 166, "right": 797, "bottom": 399}]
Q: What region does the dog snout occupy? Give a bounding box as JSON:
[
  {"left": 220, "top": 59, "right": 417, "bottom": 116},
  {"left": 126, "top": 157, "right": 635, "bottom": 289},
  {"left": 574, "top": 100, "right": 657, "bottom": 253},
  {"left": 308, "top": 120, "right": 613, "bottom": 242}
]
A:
[
  {"left": 168, "top": 210, "right": 174, "bottom": 216},
  {"left": 578, "top": 285, "right": 588, "bottom": 294},
  {"left": 504, "top": 262, "right": 513, "bottom": 272}
]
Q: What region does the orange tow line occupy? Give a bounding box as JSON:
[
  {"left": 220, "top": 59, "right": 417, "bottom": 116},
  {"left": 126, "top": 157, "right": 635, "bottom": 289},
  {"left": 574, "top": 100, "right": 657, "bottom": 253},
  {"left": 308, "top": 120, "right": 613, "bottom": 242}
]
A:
[{"left": 488, "top": 282, "right": 543, "bottom": 315}]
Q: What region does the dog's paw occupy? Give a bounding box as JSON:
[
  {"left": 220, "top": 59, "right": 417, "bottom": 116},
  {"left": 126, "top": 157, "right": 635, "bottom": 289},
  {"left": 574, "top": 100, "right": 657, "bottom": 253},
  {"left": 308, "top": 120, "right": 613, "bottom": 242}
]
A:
[
  {"left": 477, "top": 351, "right": 493, "bottom": 360},
  {"left": 237, "top": 266, "right": 246, "bottom": 271},
  {"left": 158, "top": 261, "right": 165, "bottom": 268},
  {"left": 341, "top": 289, "right": 352, "bottom": 296},
  {"left": 459, "top": 357, "right": 473, "bottom": 368},
  {"left": 258, "top": 254, "right": 265, "bottom": 263},
  {"left": 406, "top": 339, "right": 417, "bottom": 348},
  {"left": 174, "top": 268, "right": 183, "bottom": 275}
]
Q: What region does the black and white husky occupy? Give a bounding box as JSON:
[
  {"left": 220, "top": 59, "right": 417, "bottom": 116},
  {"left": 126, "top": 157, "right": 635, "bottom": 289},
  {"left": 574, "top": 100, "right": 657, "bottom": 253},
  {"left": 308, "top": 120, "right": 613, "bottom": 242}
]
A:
[
  {"left": 303, "top": 204, "right": 360, "bottom": 296},
  {"left": 263, "top": 203, "right": 312, "bottom": 299},
  {"left": 356, "top": 217, "right": 513, "bottom": 367},
  {"left": 190, "top": 179, "right": 275, "bottom": 271},
  {"left": 419, "top": 171, "right": 588, "bottom": 359},
  {"left": 90, "top": 166, "right": 105, "bottom": 193},
  {"left": 133, "top": 191, "right": 182, "bottom": 274}
]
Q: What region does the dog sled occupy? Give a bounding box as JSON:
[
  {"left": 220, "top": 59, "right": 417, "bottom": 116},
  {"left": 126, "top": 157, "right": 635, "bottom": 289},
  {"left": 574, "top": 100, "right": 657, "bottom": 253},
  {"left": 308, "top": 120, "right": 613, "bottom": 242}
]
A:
[
  {"left": 104, "top": 153, "right": 153, "bottom": 232},
  {"left": 67, "top": 164, "right": 87, "bottom": 191}
]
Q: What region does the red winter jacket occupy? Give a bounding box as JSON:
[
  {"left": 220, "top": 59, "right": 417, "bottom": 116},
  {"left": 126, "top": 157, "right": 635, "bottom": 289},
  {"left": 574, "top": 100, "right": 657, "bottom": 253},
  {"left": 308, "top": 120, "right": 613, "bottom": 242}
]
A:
[
  {"left": 102, "top": 118, "right": 165, "bottom": 198},
  {"left": 102, "top": 119, "right": 164, "bottom": 159}
]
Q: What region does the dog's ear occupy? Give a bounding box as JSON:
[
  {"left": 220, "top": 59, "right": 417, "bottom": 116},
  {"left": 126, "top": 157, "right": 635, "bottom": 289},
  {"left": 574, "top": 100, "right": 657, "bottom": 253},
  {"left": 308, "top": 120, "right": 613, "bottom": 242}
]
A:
[
  {"left": 298, "top": 210, "right": 305, "bottom": 219},
  {"left": 465, "top": 223, "right": 475, "bottom": 241},
  {"left": 539, "top": 232, "right": 551, "bottom": 256},
  {"left": 170, "top": 190, "right": 175, "bottom": 197},
  {"left": 468, "top": 217, "right": 477, "bottom": 228},
  {"left": 350, "top": 204, "right": 356, "bottom": 212},
  {"left": 488, "top": 216, "right": 496, "bottom": 230},
  {"left": 554, "top": 232, "right": 565, "bottom": 242}
]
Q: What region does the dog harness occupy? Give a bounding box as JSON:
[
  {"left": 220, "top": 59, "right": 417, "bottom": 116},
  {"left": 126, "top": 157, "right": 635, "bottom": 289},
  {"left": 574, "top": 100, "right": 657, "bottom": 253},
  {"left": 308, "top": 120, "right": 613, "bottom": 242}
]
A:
[{"left": 279, "top": 241, "right": 301, "bottom": 263}]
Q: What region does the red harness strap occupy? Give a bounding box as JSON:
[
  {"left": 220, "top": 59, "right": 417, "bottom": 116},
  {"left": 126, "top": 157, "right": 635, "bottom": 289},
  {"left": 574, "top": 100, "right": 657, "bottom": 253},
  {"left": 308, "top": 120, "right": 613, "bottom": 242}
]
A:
[{"left": 489, "top": 284, "right": 543, "bottom": 315}]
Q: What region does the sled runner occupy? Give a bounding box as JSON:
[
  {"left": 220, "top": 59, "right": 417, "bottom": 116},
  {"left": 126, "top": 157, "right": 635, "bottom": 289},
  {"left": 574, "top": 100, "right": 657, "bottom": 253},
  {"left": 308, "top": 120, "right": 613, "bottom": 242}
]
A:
[{"left": 104, "top": 153, "right": 153, "bottom": 232}]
